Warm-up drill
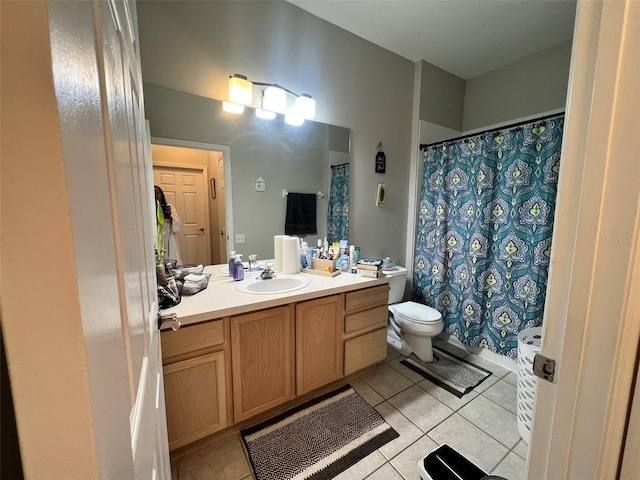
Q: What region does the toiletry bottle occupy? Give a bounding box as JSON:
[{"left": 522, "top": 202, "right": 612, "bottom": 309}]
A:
[
  {"left": 349, "top": 245, "right": 356, "bottom": 271},
  {"left": 323, "top": 237, "right": 329, "bottom": 257},
  {"left": 228, "top": 250, "right": 236, "bottom": 276},
  {"left": 300, "top": 241, "right": 310, "bottom": 269},
  {"left": 316, "top": 238, "right": 323, "bottom": 258},
  {"left": 233, "top": 254, "right": 244, "bottom": 281}
]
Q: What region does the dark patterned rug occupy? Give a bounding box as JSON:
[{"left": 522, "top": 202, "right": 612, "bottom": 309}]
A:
[
  {"left": 400, "top": 346, "right": 493, "bottom": 398},
  {"left": 240, "top": 384, "right": 399, "bottom": 480}
]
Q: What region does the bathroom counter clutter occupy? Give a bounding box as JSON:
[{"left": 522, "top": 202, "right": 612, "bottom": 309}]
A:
[{"left": 160, "top": 264, "right": 390, "bottom": 328}]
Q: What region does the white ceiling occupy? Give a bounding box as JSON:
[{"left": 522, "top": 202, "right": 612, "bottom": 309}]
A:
[{"left": 289, "top": 0, "right": 577, "bottom": 80}]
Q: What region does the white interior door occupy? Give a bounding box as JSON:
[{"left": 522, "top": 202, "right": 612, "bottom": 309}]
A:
[
  {"left": 528, "top": 1, "right": 640, "bottom": 478},
  {"left": 154, "top": 166, "right": 211, "bottom": 266}
]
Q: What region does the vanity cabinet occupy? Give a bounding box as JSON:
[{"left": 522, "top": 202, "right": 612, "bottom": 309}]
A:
[
  {"left": 161, "top": 320, "right": 229, "bottom": 451},
  {"left": 295, "top": 295, "right": 343, "bottom": 396},
  {"left": 231, "top": 306, "right": 295, "bottom": 423},
  {"left": 343, "top": 285, "right": 389, "bottom": 375}
]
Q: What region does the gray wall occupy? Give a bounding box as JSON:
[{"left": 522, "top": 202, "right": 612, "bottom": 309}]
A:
[
  {"left": 138, "top": 1, "right": 415, "bottom": 266},
  {"left": 462, "top": 40, "right": 572, "bottom": 131},
  {"left": 419, "top": 61, "right": 466, "bottom": 131}
]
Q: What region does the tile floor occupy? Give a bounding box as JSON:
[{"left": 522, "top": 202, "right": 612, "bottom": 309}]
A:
[{"left": 171, "top": 339, "right": 529, "bottom": 480}]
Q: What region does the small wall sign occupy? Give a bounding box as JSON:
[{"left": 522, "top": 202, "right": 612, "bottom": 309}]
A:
[
  {"left": 255, "top": 176, "right": 266, "bottom": 192},
  {"left": 375, "top": 142, "right": 386, "bottom": 173}
]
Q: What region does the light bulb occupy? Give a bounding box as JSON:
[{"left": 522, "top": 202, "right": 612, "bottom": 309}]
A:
[
  {"left": 229, "top": 74, "right": 252, "bottom": 105},
  {"left": 296, "top": 94, "right": 316, "bottom": 119},
  {"left": 263, "top": 86, "right": 287, "bottom": 114}
]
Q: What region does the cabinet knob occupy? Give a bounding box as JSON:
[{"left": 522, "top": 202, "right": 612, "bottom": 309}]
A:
[{"left": 158, "top": 312, "right": 181, "bottom": 331}]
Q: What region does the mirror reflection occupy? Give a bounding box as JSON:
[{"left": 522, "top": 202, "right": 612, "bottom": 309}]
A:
[{"left": 146, "top": 85, "right": 350, "bottom": 265}]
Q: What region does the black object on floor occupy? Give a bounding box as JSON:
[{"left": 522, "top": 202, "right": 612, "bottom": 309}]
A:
[{"left": 420, "top": 444, "right": 508, "bottom": 480}]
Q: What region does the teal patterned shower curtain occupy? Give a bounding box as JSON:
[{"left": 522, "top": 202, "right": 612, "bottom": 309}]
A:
[
  {"left": 327, "top": 163, "right": 349, "bottom": 243},
  {"left": 412, "top": 116, "right": 564, "bottom": 358}
]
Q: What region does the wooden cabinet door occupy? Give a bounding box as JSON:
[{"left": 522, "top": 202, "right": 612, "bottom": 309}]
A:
[
  {"left": 231, "top": 306, "right": 294, "bottom": 423},
  {"left": 163, "top": 351, "right": 227, "bottom": 451},
  {"left": 296, "top": 295, "right": 343, "bottom": 396}
]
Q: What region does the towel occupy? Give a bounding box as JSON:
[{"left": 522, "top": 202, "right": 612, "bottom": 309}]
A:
[{"left": 285, "top": 193, "right": 317, "bottom": 234}]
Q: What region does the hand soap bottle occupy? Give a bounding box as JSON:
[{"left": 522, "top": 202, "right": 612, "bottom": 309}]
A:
[
  {"left": 228, "top": 250, "right": 236, "bottom": 276},
  {"left": 232, "top": 254, "right": 244, "bottom": 281}
]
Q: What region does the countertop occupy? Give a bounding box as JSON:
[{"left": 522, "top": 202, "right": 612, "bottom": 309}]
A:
[{"left": 160, "top": 263, "right": 390, "bottom": 328}]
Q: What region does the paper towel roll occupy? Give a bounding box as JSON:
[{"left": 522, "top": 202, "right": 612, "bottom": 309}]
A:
[
  {"left": 282, "top": 237, "right": 300, "bottom": 274},
  {"left": 274, "top": 235, "right": 288, "bottom": 272}
]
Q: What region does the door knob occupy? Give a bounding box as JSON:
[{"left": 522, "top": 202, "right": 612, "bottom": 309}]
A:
[
  {"left": 199, "top": 227, "right": 205, "bottom": 232},
  {"left": 157, "top": 312, "right": 181, "bottom": 331}
]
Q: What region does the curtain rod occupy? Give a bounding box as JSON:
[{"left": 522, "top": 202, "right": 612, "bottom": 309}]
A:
[
  {"left": 330, "top": 162, "right": 349, "bottom": 168},
  {"left": 419, "top": 112, "right": 565, "bottom": 151}
]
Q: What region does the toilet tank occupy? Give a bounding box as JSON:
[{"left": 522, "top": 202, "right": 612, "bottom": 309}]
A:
[{"left": 384, "top": 266, "right": 407, "bottom": 304}]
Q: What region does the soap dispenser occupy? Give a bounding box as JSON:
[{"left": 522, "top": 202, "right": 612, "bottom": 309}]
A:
[
  {"left": 228, "top": 250, "right": 236, "bottom": 276},
  {"left": 232, "top": 254, "right": 244, "bottom": 281}
]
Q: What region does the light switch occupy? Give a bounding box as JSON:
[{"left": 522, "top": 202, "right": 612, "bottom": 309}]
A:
[{"left": 235, "top": 234, "right": 245, "bottom": 244}]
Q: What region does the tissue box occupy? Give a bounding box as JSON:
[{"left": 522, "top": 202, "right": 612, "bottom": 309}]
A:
[{"left": 311, "top": 258, "right": 338, "bottom": 273}]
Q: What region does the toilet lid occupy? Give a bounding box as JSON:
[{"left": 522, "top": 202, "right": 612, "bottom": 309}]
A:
[{"left": 393, "top": 301, "right": 442, "bottom": 324}]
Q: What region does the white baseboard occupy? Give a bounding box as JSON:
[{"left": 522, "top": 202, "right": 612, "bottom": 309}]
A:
[{"left": 437, "top": 333, "right": 518, "bottom": 373}]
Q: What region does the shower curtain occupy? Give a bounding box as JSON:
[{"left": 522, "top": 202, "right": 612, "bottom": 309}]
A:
[
  {"left": 327, "top": 163, "right": 349, "bottom": 243},
  {"left": 412, "top": 115, "right": 564, "bottom": 358}
]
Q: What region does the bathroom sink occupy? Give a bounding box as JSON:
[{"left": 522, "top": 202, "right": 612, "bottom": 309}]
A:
[{"left": 235, "top": 274, "right": 310, "bottom": 295}]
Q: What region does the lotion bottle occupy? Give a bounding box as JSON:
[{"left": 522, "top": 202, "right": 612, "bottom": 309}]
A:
[
  {"left": 228, "top": 250, "right": 236, "bottom": 276},
  {"left": 232, "top": 254, "right": 244, "bottom": 281}
]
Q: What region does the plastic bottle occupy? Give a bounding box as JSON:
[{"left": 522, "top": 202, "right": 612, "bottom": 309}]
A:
[
  {"left": 233, "top": 254, "right": 244, "bottom": 281},
  {"left": 300, "top": 241, "right": 311, "bottom": 269},
  {"left": 228, "top": 250, "right": 236, "bottom": 277}
]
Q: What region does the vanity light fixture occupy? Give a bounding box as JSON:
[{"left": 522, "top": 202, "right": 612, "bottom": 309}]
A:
[
  {"left": 228, "top": 74, "right": 253, "bottom": 105},
  {"left": 226, "top": 73, "right": 316, "bottom": 124},
  {"left": 263, "top": 86, "right": 288, "bottom": 114}
]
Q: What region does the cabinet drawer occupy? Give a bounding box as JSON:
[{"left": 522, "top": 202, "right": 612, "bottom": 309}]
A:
[
  {"left": 344, "top": 327, "right": 387, "bottom": 376},
  {"left": 345, "top": 285, "right": 388, "bottom": 313},
  {"left": 161, "top": 320, "right": 224, "bottom": 363},
  {"left": 344, "top": 305, "right": 388, "bottom": 334}
]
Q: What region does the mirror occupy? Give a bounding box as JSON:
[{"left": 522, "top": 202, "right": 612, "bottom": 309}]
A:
[{"left": 145, "top": 85, "right": 350, "bottom": 264}]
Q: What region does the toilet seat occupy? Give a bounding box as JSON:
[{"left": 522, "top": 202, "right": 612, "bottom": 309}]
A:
[{"left": 391, "top": 301, "right": 442, "bottom": 325}]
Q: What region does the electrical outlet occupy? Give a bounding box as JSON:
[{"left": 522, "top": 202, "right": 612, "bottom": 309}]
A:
[{"left": 235, "top": 233, "right": 245, "bottom": 244}]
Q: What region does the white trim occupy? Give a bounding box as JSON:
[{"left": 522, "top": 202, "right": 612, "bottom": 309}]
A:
[
  {"left": 150, "top": 136, "right": 235, "bottom": 252},
  {"left": 461, "top": 107, "right": 565, "bottom": 137}
]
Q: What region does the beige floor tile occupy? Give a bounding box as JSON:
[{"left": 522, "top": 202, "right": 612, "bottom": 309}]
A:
[
  {"left": 375, "top": 401, "right": 424, "bottom": 461},
  {"left": 416, "top": 378, "right": 479, "bottom": 411},
  {"left": 491, "top": 451, "right": 527, "bottom": 480},
  {"left": 332, "top": 451, "right": 387, "bottom": 480},
  {"left": 389, "top": 435, "right": 439, "bottom": 480},
  {"left": 473, "top": 371, "right": 500, "bottom": 393},
  {"left": 427, "top": 413, "right": 509, "bottom": 473},
  {"left": 366, "top": 463, "right": 404, "bottom": 480},
  {"left": 513, "top": 439, "right": 529, "bottom": 460},
  {"left": 483, "top": 379, "right": 518, "bottom": 414},
  {"left": 177, "top": 434, "right": 252, "bottom": 480},
  {"left": 384, "top": 344, "right": 402, "bottom": 363},
  {"left": 350, "top": 377, "right": 385, "bottom": 406},
  {"left": 503, "top": 370, "right": 519, "bottom": 386},
  {"left": 458, "top": 395, "right": 521, "bottom": 448},
  {"left": 388, "top": 385, "right": 454, "bottom": 433},
  {"left": 360, "top": 363, "right": 414, "bottom": 399}
]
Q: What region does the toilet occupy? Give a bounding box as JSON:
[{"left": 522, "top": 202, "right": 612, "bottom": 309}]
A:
[{"left": 384, "top": 266, "right": 443, "bottom": 362}]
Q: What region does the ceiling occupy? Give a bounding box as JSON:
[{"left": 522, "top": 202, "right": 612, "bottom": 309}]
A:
[{"left": 289, "top": 0, "right": 577, "bottom": 80}]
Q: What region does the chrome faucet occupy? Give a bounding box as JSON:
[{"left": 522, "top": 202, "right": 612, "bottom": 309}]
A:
[{"left": 260, "top": 262, "right": 275, "bottom": 280}]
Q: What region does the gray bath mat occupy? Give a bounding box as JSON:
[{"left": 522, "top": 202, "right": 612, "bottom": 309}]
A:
[
  {"left": 241, "top": 384, "right": 398, "bottom": 480},
  {"left": 400, "top": 346, "right": 492, "bottom": 397}
]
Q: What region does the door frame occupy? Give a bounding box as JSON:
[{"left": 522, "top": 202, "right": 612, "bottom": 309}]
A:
[
  {"left": 152, "top": 163, "right": 212, "bottom": 265},
  {"left": 528, "top": 0, "right": 640, "bottom": 478},
  {"left": 151, "top": 137, "right": 235, "bottom": 253}
]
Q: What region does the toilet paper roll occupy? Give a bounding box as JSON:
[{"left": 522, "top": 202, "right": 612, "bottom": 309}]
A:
[
  {"left": 274, "top": 235, "right": 288, "bottom": 272},
  {"left": 282, "top": 237, "right": 301, "bottom": 274}
]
